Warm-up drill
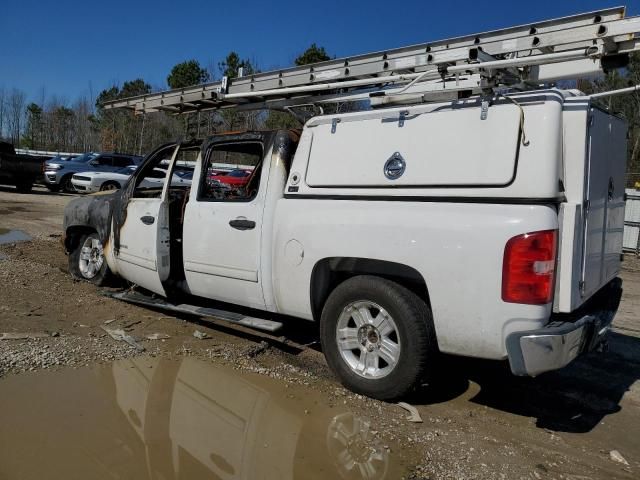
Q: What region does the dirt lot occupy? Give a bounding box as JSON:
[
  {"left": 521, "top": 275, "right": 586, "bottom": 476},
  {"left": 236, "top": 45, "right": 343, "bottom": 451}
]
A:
[{"left": 0, "top": 185, "right": 639, "bottom": 480}]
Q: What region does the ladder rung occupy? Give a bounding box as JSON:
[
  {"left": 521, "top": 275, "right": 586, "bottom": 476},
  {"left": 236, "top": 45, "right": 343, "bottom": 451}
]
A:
[{"left": 156, "top": 105, "right": 180, "bottom": 112}]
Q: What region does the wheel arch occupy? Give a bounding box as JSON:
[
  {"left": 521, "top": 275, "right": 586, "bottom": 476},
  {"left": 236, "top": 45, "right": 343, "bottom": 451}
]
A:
[
  {"left": 63, "top": 225, "right": 97, "bottom": 253},
  {"left": 101, "top": 180, "right": 121, "bottom": 190},
  {"left": 62, "top": 194, "right": 114, "bottom": 254},
  {"left": 309, "top": 257, "right": 431, "bottom": 322}
]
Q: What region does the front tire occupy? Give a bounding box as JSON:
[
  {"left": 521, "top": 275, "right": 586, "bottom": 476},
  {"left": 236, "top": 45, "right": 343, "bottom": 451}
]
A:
[
  {"left": 69, "top": 232, "right": 111, "bottom": 285},
  {"left": 320, "top": 275, "right": 437, "bottom": 400},
  {"left": 60, "top": 175, "right": 75, "bottom": 193}
]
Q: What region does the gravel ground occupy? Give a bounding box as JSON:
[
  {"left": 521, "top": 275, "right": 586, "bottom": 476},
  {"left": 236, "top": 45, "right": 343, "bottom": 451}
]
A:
[{"left": 1, "top": 186, "right": 639, "bottom": 479}]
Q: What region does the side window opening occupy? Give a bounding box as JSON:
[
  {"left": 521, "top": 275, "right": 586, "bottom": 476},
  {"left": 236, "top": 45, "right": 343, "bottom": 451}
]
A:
[
  {"left": 132, "top": 145, "right": 176, "bottom": 199},
  {"left": 170, "top": 147, "right": 198, "bottom": 190},
  {"left": 131, "top": 144, "right": 199, "bottom": 199},
  {"left": 199, "top": 142, "right": 263, "bottom": 202}
]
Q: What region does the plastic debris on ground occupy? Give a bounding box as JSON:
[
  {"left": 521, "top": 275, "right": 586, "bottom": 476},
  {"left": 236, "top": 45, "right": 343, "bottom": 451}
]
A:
[
  {"left": 145, "top": 333, "right": 171, "bottom": 340},
  {"left": 397, "top": 402, "right": 424, "bottom": 423},
  {"left": 100, "top": 326, "right": 145, "bottom": 352}
]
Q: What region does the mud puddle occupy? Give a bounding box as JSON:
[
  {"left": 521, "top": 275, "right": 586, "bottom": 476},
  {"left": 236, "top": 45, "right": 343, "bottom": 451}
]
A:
[
  {"left": 0, "top": 228, "right": 31, "bottom": 244},
  {"left": 0, "top": 356, "right": 407, "bottom": 480},
  {"left": 0, "top": 205, "right": 27, "bottom": 216}
]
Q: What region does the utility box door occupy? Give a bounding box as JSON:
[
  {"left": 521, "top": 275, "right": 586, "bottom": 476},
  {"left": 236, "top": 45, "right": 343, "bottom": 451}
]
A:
[
  {"left": 581, "top": 108, "right": 627, "bottom": 299},
  {"left": 304, "top": 104, "right": 522, "bottom": 188}
]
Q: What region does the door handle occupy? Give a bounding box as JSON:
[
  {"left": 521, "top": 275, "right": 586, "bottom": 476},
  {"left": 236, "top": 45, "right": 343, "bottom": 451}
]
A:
[
  {"left": 140, "top": 215, "right": 155, "bottom": 225},
  {"left": 229, "top": 218, "right": 256, "bottom": 230}
]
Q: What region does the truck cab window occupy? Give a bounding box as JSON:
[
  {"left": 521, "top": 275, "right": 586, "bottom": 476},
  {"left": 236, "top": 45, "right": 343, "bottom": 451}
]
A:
[
  {"left": 131, "top": 144, "right": 199, "bottom": 199},
  {"left": 131, "top": 146, "right": 175, "bottom": 198},
  {"left": 200, "top": 142, "right": 263, "bottom": 202}
]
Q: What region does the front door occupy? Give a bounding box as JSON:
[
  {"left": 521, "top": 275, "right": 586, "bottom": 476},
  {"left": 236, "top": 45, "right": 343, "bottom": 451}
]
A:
[
  {"left": 183, "top": 140, "right": 268, "bottom": 309},
  {"left": 115, "top": 145, "right": 179, "bottom": 295}
]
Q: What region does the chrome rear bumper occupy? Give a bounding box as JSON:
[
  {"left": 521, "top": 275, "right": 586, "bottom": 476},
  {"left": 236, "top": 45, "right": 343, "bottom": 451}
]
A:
[{"left": 506, "top": 279, "right": 621, "bottom": 377}]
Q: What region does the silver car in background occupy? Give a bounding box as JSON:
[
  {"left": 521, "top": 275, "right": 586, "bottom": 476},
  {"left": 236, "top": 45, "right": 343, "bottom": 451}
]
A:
[{"left": 44, "top": 152, "right": 142, "bottom": 192}]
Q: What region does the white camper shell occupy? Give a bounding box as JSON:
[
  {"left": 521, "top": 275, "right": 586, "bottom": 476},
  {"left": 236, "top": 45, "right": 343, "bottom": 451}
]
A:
[{"left": 286, "top": 90, "right": 626, "bottom": 313}]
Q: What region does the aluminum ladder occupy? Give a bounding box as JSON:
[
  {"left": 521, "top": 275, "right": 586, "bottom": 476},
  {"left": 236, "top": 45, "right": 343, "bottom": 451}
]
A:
[{"left": 103, "top": 6, "right": 640, "bottom": 114}]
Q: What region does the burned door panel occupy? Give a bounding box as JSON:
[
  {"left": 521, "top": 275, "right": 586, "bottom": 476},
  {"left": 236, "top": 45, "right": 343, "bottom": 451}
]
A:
[{"left": 114, "top": 144, "right": 182, "bottom": 296}]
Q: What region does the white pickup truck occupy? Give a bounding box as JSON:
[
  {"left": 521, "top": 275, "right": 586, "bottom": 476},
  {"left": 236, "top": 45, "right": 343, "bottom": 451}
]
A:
[{"left": 63, "top": 89, "right": 625, "bottom": 399}]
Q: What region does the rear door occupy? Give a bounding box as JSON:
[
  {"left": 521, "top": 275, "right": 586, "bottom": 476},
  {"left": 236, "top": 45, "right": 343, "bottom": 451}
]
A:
[
  {"left": 581, "top": 108, "right": 627, "bottom": 299},
  {"left": 182, "top": 140, "right": 269, "bottom": 309}
]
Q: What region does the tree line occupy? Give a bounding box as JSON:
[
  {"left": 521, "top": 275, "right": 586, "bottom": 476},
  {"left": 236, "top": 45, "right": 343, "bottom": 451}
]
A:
[
  {"left": 578, "top": 53, "right": 640, "bottom": 184},
  {"left": 0, "top": 46, "right": 637, "bottom": 181},
  {"left": 0, "top": 44, "right": 330, "bottom": 155}
]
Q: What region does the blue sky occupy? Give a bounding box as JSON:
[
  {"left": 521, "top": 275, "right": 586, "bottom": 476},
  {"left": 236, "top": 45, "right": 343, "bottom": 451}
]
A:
[{"left": 1, "top": 0, "right": 638, "bottom": 105}]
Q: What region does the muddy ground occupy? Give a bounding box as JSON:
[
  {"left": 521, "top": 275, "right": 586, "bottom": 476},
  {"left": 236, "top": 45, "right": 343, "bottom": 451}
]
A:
[{"left": 0, "top": 185, "right": 639, "bottom": 480}]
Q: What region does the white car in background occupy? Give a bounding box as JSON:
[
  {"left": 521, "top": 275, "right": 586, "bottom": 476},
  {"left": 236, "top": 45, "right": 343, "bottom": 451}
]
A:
[
  {"left": 72, "top": 166, "right": 193, "bottom": 193},
  {"left": 72, "top": 166, "right": 138, "bottom": 192}
]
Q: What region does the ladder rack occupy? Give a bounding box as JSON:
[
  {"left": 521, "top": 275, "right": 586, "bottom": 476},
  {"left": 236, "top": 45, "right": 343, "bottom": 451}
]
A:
[{"left": 103, "top": 6, "right": 640, "bottom": 115}]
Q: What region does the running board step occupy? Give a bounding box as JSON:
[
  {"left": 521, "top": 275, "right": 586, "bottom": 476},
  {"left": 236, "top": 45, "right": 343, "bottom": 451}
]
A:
[{"left": 110, "top": 291, "right": 283, "bottom": 332}]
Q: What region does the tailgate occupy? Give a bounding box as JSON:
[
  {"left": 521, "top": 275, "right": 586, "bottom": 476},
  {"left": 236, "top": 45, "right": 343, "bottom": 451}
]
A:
[{"left": 0, "top": 154, "right": 44, "bottom": 176}]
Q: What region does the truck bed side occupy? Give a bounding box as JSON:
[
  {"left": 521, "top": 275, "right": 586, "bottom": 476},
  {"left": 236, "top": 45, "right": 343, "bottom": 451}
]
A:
[{"left": 272, "top": 200, "right": 558, "bottom": 359}]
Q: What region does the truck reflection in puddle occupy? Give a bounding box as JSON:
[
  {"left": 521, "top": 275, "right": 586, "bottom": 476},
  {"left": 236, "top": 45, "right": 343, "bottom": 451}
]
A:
[{"left": 0, "top": 357, "right": 402, "bottom": 479}]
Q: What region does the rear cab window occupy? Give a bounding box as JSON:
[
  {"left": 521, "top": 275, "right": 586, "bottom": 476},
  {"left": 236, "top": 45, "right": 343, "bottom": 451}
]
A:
[{"left": 199, "top": 142, "right": 263, "bottom": 202}]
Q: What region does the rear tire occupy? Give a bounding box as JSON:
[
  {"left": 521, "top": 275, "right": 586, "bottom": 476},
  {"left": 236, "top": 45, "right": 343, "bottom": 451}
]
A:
[
  {"left": 320, "top": 275, "right": 437, "bottom": 401},
  {"left": 69, "top": 232, "right": 111, "bottom": 286}
]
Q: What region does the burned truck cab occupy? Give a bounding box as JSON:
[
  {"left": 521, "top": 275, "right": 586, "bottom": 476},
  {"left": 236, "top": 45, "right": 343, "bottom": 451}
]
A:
[{"left": 63, "top": 131, "right": 299, "bottom": 297}]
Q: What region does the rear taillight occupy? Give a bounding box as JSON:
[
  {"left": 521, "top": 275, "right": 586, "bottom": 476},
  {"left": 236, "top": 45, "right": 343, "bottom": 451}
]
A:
[{"left": 502, "top": 229, "right": 558, "bottom": 305}]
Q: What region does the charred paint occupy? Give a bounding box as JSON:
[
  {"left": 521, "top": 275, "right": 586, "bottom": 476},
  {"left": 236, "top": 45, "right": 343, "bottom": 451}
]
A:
[
  {"left": 62, "top": 191, "right": 118, "bottom": 251},
  {"left": 62, "top": 142, "right": 177, "bottom": 254}
]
